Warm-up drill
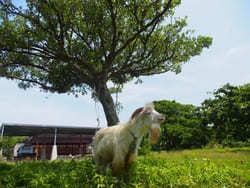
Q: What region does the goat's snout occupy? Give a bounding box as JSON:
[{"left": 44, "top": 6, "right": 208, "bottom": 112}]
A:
[
  {"left": 158, "top": 114, "right": 165, "bottom": 122},
  {"left": 155, "top": 113, "right": 165, "bottom": 123}
]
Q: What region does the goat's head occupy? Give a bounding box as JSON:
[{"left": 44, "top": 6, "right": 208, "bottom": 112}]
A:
[{"left": 130, "top": 103, "right": 165, "bottom": 144}]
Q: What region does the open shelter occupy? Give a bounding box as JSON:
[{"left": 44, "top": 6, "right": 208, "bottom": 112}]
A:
[{"left": 0, "top": 123, "right": 99, "bottom": 160}]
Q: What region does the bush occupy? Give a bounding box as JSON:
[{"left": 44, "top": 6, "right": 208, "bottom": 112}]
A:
[{"left": 222, "top": 139, "right": 250, "bottom": 148}]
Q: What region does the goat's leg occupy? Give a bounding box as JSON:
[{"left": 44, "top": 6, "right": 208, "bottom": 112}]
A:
[
  {"left": 124, "top": 153, "right": 136, "bottom": 183},
  {"left": 112, "top": 158, "right": 125, "bottom": 177},
  {"left": 98, "top": 164, "right": 107, "bottom": 174},
  {"left": 94, "top": 153, "right": 108, "bottom": 174}
]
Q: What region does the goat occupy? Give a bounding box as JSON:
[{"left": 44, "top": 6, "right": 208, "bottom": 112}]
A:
[{"left": 92, "top": 103, "right": 165, "bottom": 176}]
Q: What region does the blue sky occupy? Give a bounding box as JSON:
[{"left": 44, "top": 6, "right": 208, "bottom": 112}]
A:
[{"left": 0, "top": 0, "right": 250, "bottom": 127}]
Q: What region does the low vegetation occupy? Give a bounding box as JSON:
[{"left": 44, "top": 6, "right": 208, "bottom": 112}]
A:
[{"left": 0, "top": 148, "right": 249, "bottom": 187}]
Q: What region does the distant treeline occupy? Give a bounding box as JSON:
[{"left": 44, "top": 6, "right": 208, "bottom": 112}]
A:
[{"left": 148, "top": 83, "right": 250, "bottom": 151}]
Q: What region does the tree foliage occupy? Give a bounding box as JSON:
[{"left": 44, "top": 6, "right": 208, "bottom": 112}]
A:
[
  {"left": 153, "top": 100, "right": 210, "bottom": 150},
  {"left": 201, "top": 83, "right": 250, "bottom": 144},
  {"left": 146, "top": 83, "right": 250, "bottom": 151},
  {"left": 0, "top": 136, "right": 26, "bottom": 159},
  {"left": 0, "top": 0, "right": 212, "bottom": 125}
]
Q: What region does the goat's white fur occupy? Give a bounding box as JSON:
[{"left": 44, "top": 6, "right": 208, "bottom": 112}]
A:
[{"left": 92, "top": 103, "right": 165, "bottom": 176}]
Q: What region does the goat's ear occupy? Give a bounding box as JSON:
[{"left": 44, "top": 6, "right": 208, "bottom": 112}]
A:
[{"left": 130, "top": 107, "right": 144, "bottom": 120}]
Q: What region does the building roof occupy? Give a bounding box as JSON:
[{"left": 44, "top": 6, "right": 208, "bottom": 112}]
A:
[{"left": 1, "top": 123, "right": 100, "bottom": 136}]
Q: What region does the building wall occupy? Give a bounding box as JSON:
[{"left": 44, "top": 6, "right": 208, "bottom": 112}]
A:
[
  {"left": 22, "top": 134, "right": 94, "bottom": 160},
  {"left": 32, "top": 144, "right": 90, "bottom": 160}
]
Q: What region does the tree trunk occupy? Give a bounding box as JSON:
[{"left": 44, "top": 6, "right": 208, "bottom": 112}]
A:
[{"left": 96, "top": 82, "right": 119, "bottom": 126}]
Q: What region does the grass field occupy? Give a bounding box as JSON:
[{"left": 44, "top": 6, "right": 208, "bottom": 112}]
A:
[{"left": 0, "top": 147, "right": 249, "bottom": 187}]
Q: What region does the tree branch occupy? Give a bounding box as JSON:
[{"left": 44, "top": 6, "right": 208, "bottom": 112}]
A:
[
  {"left": 113, "top": 0, "right": 172, "bottom": 59},
  {"left": 0, "top": 61, "right": 50, "bottom": 73},
  {"left": 4, "top": 74, "right": 57, "bottom": 91},
  {"left": 106, "top": 0, "right": 117, "bottom": 62},
  {"left": 109, "top": 42, "right": 178, "bottom": 80}
]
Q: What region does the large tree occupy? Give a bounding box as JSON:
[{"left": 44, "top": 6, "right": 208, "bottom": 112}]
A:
[
  {"left": 0, "top": 0, "right": 212, "bottom": 126},
  {"left": 201, "top": 83, "right": 250, "bottom": 143}
]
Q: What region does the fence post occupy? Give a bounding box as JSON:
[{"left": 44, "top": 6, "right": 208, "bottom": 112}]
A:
[{"left": 51, "top": 128, "right": 57, "bottom": 160}]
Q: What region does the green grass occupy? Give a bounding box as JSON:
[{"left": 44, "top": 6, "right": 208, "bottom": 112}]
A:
[
  {"left": 149, "top": 148, "right": 250, "bottom": 187},
  {"left": 0, "top": 148, "right": 249, "bottom": 188}
]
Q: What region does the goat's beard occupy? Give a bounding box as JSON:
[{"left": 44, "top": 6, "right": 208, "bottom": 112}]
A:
[{"left": 149, "top": 124, "right": 161, "bottom": 144}]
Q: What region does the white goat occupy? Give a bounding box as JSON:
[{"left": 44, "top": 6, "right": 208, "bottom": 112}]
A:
[{"left": 92, "top": 104, "right": 165, "bottom": 176}]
